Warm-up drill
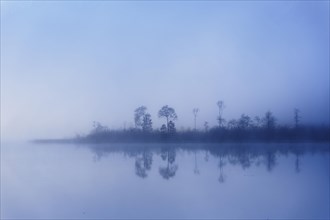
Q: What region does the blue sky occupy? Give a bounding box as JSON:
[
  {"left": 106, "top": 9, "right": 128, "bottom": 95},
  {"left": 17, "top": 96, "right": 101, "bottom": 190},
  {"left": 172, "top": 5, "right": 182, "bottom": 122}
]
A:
[{"left": 1, "top": 1, "right": 329, "bottom": 140}]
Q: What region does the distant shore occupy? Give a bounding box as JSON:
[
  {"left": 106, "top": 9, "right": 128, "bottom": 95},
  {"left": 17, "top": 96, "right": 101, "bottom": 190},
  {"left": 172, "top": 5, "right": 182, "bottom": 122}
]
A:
[{"left": 33, "top": 127, "right": 330, "bottom": 144}]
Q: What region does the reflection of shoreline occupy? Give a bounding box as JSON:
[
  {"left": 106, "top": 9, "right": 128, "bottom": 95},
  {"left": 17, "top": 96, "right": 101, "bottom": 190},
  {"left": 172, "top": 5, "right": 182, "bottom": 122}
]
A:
[
  {"left": 85, "top": 143, "right": 329, "bottom": 182},
  {"left": 33, "top": 137, "right": 330, "bottom": 144}
]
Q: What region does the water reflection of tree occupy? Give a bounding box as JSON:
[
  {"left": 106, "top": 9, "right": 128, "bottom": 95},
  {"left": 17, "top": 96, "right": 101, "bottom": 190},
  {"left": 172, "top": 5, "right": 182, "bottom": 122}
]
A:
[
  {"left": 295, "top": 154, "right": 301, "bottom": 173},
  {"left": 85, "top": 143, "right": 328, "bottom": 181},
  {"left": 219, "top": 145, "right": 277, "bottom": 172},
  {"left": 265, "top": 150, "right": 277, "bottom": 172},
  {"left": 204, "top": 151, "right": 209, "bottom": 162},
  {"left": 293, "top": 147, "right": 303, "bottom": 173},
  {"left": 159, "top": 147, "right": 178, "bottom": 179},
  {"left": 135, "top": 151, "right": 153, "bottom": 178},
  {"left": 194, "top": 151, "right": 200, "bottom": 175},
  {"left": 218, "top": 154, "right": 226, "bottom": 183},
  {"left": 237, "top": 151, "right": 252, "bottom": 170}
]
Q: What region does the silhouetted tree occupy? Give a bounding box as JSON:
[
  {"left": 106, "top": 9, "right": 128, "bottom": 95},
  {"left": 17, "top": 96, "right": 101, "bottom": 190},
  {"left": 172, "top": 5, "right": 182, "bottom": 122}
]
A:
[
  {"left": 204, "top": 121, "right": 209, "bottom": 132},
  {"left": 160, "top": 124, "right": 167, "bottom": 133},
  {"left": 158, "top": 105, "right": 177, "bottom": 132},
  {"left": 263, "top": 111, "right": 276, "bottom": 130},
  {"left": 193, "top": 108, "right": 199, "bottom": 131},
  {"left": 253, "top": 116, "right": 262, "bottom": 128},
  {"left": 168, "top": 121, "right": 176, "bottom": 134},
  {"left": 227, "top": 119, "right": 238, "bottom": 130},
  {"left": 134, "top": 106, "right": 147, "bottom": 129},
  {"left": 142, "top": 113, "right": 152, "bottom": 132},
  {"left": 217, "top": 101, "right": 225, "bottom": 127},
  {"left": 238, "top": 114, "right": 252, "bottom": 130},
  {"left": 294, "top": 108, "right": 301, "bottom": 129},
  {"left": 91, "top": 121, "right": 108, "bottom": 134}
]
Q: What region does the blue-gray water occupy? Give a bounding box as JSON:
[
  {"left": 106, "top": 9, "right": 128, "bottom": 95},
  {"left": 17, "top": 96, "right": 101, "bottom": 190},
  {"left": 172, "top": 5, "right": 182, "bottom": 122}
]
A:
[{"left": 1, "top": 142, "right": 329, "bottom": 219}]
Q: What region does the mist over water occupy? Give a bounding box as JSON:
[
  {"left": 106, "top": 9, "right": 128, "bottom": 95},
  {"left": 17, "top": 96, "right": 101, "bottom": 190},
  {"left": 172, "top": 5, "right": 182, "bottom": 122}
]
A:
[
  {"left": 1, "top": 1, "right": 329, "bottom": 219},
  {"left": 1, "top": 142, "right": 329, "bottom": 219}
]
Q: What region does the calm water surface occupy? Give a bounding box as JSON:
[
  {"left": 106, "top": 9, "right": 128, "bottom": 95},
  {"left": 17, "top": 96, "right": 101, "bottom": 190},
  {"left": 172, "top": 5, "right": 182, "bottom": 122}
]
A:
[{"left": 1, "top": 142, "right": 329, "bottom": 219}]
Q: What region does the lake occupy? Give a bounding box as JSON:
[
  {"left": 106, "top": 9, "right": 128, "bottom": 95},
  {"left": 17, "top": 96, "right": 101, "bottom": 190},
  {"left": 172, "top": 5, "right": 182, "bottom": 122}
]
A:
[{"left": 1, "top": 142, "right": 329, "bottom": 219}]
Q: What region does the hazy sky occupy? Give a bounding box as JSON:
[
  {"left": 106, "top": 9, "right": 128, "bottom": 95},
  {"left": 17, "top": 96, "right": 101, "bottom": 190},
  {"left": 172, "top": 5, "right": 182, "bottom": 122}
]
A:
[{"left": 1, "top": 1, "right": 329, "bottom": 141}]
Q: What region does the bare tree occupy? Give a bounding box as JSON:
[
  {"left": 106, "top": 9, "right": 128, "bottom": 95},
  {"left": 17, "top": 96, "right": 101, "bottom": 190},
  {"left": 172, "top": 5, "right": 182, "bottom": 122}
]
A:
[
  {"left": 294, "top": 108, "right": 301, "bottom": 129},
  {"left": 217, "top": 101, "right": 225, "bottom": 127},
  {"left": 192, "top": 108, "right": 199, "bottom": 131}
]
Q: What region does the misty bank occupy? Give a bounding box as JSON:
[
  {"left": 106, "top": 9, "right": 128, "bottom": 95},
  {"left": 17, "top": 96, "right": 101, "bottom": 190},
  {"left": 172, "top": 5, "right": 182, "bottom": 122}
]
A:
[{"left": 33, "top": 125, "right": 330, "bottom": 144}]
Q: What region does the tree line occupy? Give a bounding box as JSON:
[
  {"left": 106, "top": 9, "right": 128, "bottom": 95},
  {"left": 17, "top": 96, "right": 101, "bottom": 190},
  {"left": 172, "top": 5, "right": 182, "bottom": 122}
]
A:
[{"left": 81, "top": 101, "right": 329, "bottom": 143}]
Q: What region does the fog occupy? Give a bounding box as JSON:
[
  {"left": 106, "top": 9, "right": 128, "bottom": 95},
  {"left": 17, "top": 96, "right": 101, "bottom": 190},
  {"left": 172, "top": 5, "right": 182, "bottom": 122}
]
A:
[
  {"left": 1, "top": 1, "right": 329, "bottom": 141},
  {"left": 2, "top": 142, "right": 329, "bottom": 219}
]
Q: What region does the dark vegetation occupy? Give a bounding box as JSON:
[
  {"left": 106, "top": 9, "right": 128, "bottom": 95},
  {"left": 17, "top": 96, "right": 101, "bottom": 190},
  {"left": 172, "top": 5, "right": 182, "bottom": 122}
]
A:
[{"left": 34, "top": 101, "right": 330, "bottom": 143}]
